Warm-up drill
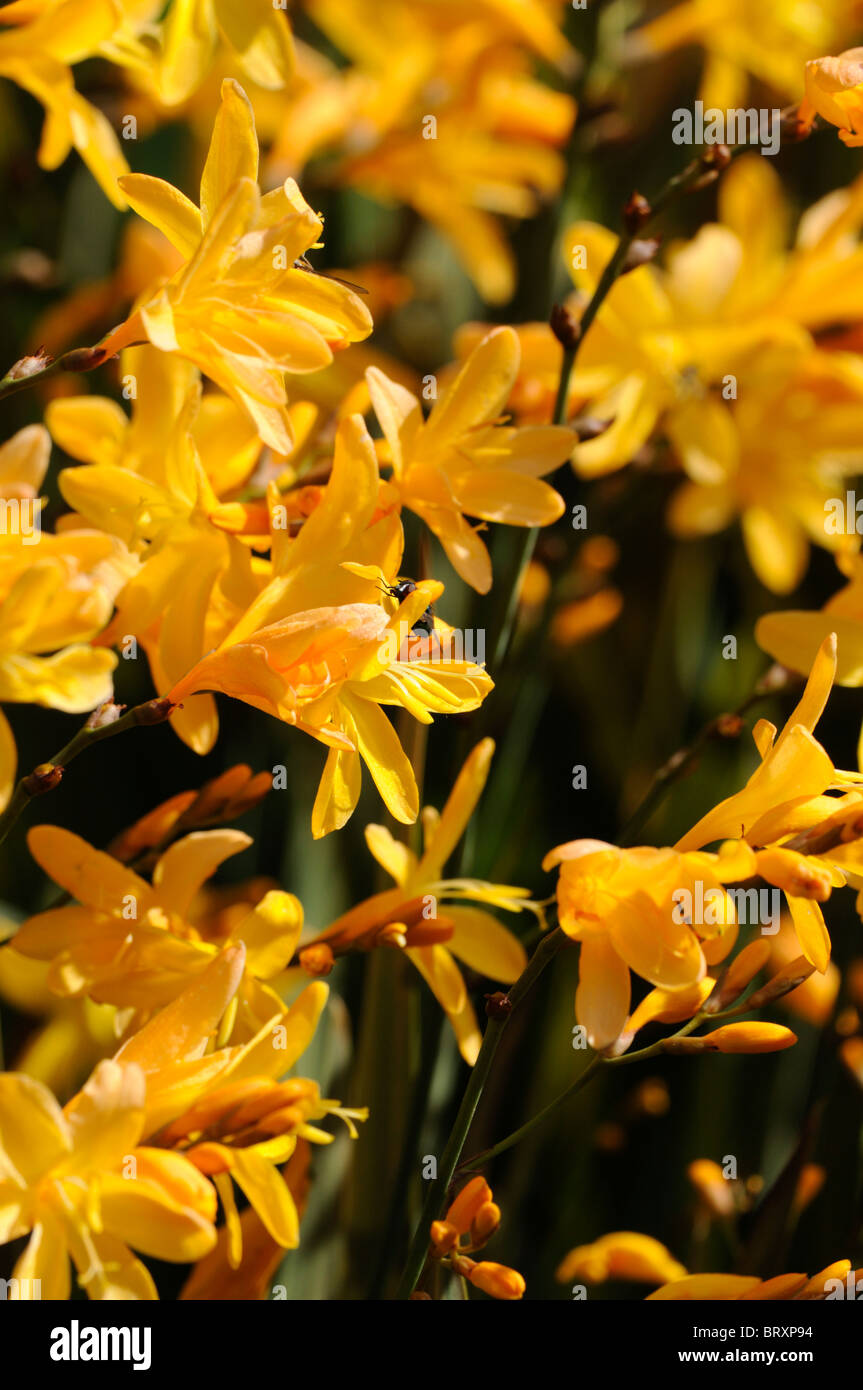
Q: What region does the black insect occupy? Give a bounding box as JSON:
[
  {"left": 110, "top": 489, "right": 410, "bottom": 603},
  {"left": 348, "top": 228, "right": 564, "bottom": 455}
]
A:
[
  {"left": 293, "top": 255, "right": 369, "bottom": 295},
  {"left": 380, "top": 577, "right": 435, "bottom": 635}
]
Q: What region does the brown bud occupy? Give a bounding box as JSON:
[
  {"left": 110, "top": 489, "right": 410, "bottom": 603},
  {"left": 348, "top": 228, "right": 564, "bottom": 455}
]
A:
[
  {"left": 623, "top": 192, "right": 652, "bottom": 233},
  {"left": 60, "top": 345, "right": 109, "bottom": 373},
  {"left": 409, "top": 1291, "right": 432, "bottom": 1300},
  {"left": 134, "top": 697, "right": 175, "bottom": 726},
  {"left": 484, "top": 991, "right": 512, "bottom": 1020},
  {"left": 549, "top": 302, "right": 582, "bottom": 351},
  {"left": 715, "top": 713, "right": 743, "bottom": 738},
  {"left": 23, "top": 763, "right": 63, "bottom": 796},
  {"left": 779, "top": 107, "right": 813, "bottom": 144}
]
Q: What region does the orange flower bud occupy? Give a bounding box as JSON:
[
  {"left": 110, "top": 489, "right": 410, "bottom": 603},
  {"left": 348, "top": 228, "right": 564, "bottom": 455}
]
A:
[
  {"left": 714, "top": 939, "right": 772, "bottom": 1009},
  {"left": 704, "top": 1022, "right": 797, "bottom": 1054},
  {"left": 430, "top": 1220, "right": 458, "bottom": 1256},
  {"left": 299, "top": 943, "right": 335, "bottom": 976},
  {"left": 755, "top": 847, "right": 832, "bottom": 901},
  {"left": 445, "top": 1176, "right": 493, "bottom": 1234},
  {"left": 745, "top": 957, "right": 815, "bottom": 1011},
  {"left": 470, "top": 1201, "right": 501, "bottom": 1246},
  {"left": 688, "top": 1159, "right": 737, "bottom": 1217},
  {"left": 468, "top": 1261, "right": 526, "bottom": 1300},
  {"left": 793, "top": 1164, "right": 825, "bottom": 1215}
]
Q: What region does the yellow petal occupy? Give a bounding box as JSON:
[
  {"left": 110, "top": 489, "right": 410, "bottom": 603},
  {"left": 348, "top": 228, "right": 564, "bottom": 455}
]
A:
[
  {"left": 0, "top": 1073, "right": 69, "bottom": 1184},
  {"left": 446, "top": 906, "right": 527, "bottom": 983},
  {"left": 117, "top": 173, "right": 203, "bottom": 258},
  {"left": 115, "top": 945, "right": 246, "bottom": 1072},
  {"left": 786, "top": 895, "right": 831, "bottom": 973},
  {"left": 153, "top": 830, "right": 252, "bottom": 918},
  {"left": 344, "top": 693, "right": 418, "bottom": 825},
  {"left": 233, "top": 890, "right": 303, "bottom": 978},
  {"left": 200, "top": 79, "right": 259, "bottom": 227},
  {"left": 575, "top": 935, "right": 630, "bottom": 1050},
  {"left": 27, "top": 825, "right": 151, "bottom": 915},
  {"left": 364, "top": 823, "right": 415, "bottom": 886},
  {"left": 97, "top": 1173, "right": 217, "bottom": 1262},
  {"left": 421, "top": 738, "right": 494, "bottom": 880},
  {"left": 227, "top": 1147, "right": 299, "bottom": 1249}
]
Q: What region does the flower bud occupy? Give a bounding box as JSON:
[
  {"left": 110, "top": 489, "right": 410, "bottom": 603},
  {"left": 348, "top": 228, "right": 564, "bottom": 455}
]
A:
[
  {"left": 23, "top": 763, "right": 63, "bottom": 796},
  {"left": 712, "top": 939, "right": 772, "bottom": 1010},
  {"left": 445, "top": 1176, "right": 493, "bottom": 1234},
  {"left": 755, "top": 847, "right": 832, "bottom": 901},
  {"left": 430, "top": 1220, "right": 458, "bottom": 1256},
  {"left": 299, "top": 943, "right": 335, "bottom": 977},
  {"left": 703, "top": 1022, "right": 797, "bottom": 1053},
  {"left": 470, "top": 1201, "right": 501, "bottom": 1247},
  {"left": 467, "top": 1261, "right": 526, "bottom": 1300},
  {"left": 744, "top": 956, "right": 815, "bottom": 1011}
]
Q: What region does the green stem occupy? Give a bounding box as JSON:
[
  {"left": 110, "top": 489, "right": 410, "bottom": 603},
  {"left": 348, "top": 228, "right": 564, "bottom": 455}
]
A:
[
  {"left": 0, "top": 697, "right": 173, "bottom": 847},
  {"left": 460, "top": 1054, "right": 602, "bottom": 1171},
  {"left": 0, "top": 344, "right": 116, "bottom": 402},
  {"left": 394, "top": 927, "right": 567, "bottom": 1299}
]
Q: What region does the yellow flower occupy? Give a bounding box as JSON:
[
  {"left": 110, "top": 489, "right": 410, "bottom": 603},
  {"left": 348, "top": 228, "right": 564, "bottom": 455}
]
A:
[
  {"left": 556, "top": 1232, "right": 688, "bottom": 1287},
  {"left": 49, "top": 345, "right": 263, "bottom": 754},
  {"left": 560, "top": 155, "right": 863, "bottom": 568},
  {"left": 48, "top": 346, "right": 262, "bottom": 500},
  {"left": 666, "top": 351, "right": 863, "bottom": 594},
  {"left": 649, "top": 1261, "right": 857, "bottom": 1301},
  {"left": 543, "top": 839, "right": 751, "bottom": 1049},
  {"left": 150, "top": 1077, "right": 365, "bottom": 1265},
  {"left": 757, "top": 555, "right": 863, "bottom": 692},
  {"left": 11, "top": 823, "right": 307, "bottom": 1035},
  {"left": 0, "top": 1059, "right": 217, "bottom": 1299},
  {"left": 676, "top": 635, "right": 841, "bottom": 855},
  {"left": 545, "top": 809, "right": 841, "bottom": 1049},
  {"left": 0, "top": 924, "right": 116, "bottom": 1097},
  {"left": 367, "top": 327, "right": 571, "bottom": 593},
  {"left": 0, "top": 425, "right": 125, "bottom": 808},
  {"left": 156, "top": 0, "right": 294, "bottom": 106},
  {"left": 0, "top": 0, "right": 131, "bottom": 206},
  {"left": 109, "top": 945, "right": 359, "bottom": 1264},
  {"left": 307, "top": 739, "right": 533, "bottom": 1063},
  {"left": 168, "top": 415, "right": 493, "bottom": 835},
  {"left": 106, "top": 78, "right": 373, "bottom": 452},
  {"left": 269, "top": 3, "right": 576, "bottom": 301},
  {"left": 629, "top": 0, "right": 861, "bottom": 108},
  {"left": 802, "top": 48, "right": 863, "bottom": 146}
]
